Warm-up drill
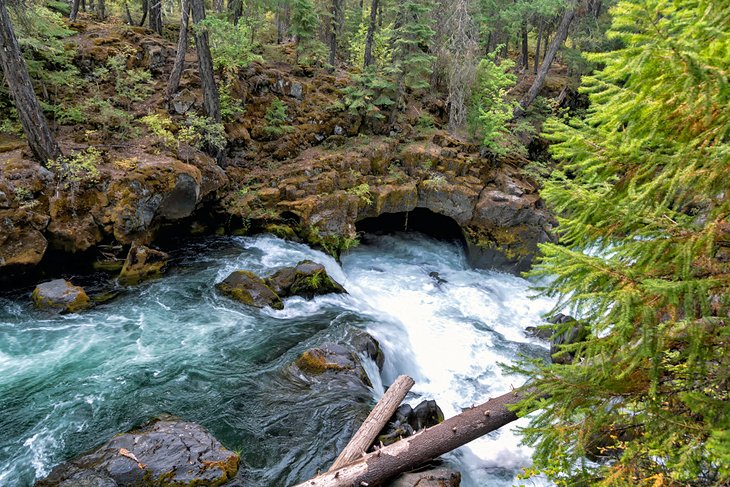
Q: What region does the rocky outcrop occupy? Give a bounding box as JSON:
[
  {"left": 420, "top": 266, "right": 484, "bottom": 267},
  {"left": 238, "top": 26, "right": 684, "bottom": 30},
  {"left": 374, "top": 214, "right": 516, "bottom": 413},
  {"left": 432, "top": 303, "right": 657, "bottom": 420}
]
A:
[
  {"left": 36, "top": 416, "right": 239, "bottom": 487},
  {"left": 31, "top": 279, "right": 90, "bottom": 313},
  {"left": 118, "top": 244, "right": 169, "bottom": 284},
  {"left": 216, "top": 270, "right": 284, "bottom": 309},
  {"left": 374, "top": 400, "right": 444, "bottom": 448},
  {"left": 386, "top": 467, "right": 461, "bottom": 487},
  {"left": 266, "top": 260, "right": 345, "bottom": 299}
]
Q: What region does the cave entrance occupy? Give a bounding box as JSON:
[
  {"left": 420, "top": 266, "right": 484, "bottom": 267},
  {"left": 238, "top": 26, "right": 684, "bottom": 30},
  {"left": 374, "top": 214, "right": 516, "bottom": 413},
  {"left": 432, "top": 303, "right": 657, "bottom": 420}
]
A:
[{"left": 355, "top": 208, "right": 467, "bottom": 249}]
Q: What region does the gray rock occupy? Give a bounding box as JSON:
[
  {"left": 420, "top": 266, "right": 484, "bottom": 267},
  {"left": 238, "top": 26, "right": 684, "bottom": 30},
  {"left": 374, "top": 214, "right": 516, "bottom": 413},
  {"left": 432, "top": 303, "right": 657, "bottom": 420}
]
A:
[
  {"left": 37, "top": 416, "right": 239, "bottom": 487},
  {"left": 352, "top": 331, "right": 385, "bottom": 370},
  {"left": 216, "top": 270, "right": 283, "bottom": 310},
  {"left": 290, "top": 82, "right": 303, "bottom": 99},
  {"left": 334, "top": 125, "right": 344, "bottom": 136},
  {"left": 386, "top": 467, "right": 461, "bottom": 487},
  {"left": 171, "top": 89, "right": 196, "bottom": 115},
  {"left": 548, "top": 313, "right": 588, "bottom": 365},
  {"left": 31, "top": 279, "right": 90, "bottom": 314},
  {"left": 157, "top": 173, "right": 200, "bottom": 220}
]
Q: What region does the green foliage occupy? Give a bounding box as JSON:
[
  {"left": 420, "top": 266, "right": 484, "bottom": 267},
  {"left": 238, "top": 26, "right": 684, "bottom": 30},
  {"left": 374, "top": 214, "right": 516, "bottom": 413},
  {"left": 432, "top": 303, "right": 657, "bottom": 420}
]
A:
[
  {"left": 290, "top": 0, "right": 325, "bottom": 65},
  {"left": 515, "top": 1, "right": 730, "bottom": 485},
  {"left": 342, "top": 67, "right": 397, "bottom": 121},
  {"left": 106, "top": 54, "right": 154, "bottom": 107},
  {"left": 142, "top": 112, "right": 226, "bottom": 152},
  {"left": 179, "top": 112, "right": 227, "bottom": 151},
  {"left": 468, "top": 52, "right": 518, "bottom": 155},
  {"left": 198, "top": 14, "right": 263, "bottom": 75},
  {"left": 263, "top": 97, "right": 294, "bottom": 137},
  {"left": 81, "top": 96, "right": 136, "bottom": 138},
  {"left": 47, "top": 147, "right": 102, "bottom": 189},
  {"left": 219, "top": 82, "right": 245, "bottom": 122},
  {"left": 393, "top": 0, "right": 436, "bottom": 91},
  {"left": 346, "top": 183, "right": 373, "bottom": 205}
]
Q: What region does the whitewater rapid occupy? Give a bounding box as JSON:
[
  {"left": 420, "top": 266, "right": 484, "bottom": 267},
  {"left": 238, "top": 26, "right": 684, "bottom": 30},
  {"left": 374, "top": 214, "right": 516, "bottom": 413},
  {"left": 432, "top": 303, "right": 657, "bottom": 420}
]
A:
[{"left": 0, "top": 233, "right": 553, "bottom": 486}]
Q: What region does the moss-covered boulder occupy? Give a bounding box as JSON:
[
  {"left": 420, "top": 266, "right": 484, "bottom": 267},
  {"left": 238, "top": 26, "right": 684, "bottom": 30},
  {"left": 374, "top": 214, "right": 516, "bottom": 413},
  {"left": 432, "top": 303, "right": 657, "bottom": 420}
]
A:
[
  {"left": 266, "top": 260, "right": 345, "bottom": 299},
  {"left": 216, "top": 270, "right": 283, "bottom": 310},
  {"left": 290, "top": 342, "right": 372, "bottom": 388},
  {"left": 31, "top": 279, "right": 91, "bottom": 314},
  {"left": 36, "top": 416, "right": 239, "bottom": 487},
  {"left": 119, "top": 244, "right": 169, "bottom": 284}
]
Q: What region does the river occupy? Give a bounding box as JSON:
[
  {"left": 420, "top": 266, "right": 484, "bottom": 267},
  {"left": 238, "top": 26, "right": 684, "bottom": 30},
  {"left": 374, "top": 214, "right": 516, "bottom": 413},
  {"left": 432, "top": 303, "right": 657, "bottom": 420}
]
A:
[{"left": 0, "top": 232, "right": 553, "bottom": 486}]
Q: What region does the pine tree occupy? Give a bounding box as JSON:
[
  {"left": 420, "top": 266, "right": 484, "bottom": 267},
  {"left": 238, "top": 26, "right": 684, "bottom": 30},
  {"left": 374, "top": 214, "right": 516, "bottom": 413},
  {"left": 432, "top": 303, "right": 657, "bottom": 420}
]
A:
[
  {"left": 392, "top": 0, "right": 435, "bottom": 91},
  {"left": 290, "top": 0, "right": 321, "bottom": 64},
  {"left": 515, "top": 1, "right": 730, "bottom": 485}
]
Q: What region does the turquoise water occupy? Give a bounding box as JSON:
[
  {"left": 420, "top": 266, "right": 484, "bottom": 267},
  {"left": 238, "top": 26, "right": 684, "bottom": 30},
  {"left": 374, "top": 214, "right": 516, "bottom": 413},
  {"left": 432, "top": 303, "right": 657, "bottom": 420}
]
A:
[{"left": 0, "top": 234, "right": 553, "bottom": 486}]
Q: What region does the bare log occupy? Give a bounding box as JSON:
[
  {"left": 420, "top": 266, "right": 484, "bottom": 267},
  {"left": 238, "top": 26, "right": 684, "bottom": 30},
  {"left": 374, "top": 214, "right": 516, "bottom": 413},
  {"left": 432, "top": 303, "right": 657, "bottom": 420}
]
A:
[
  {"left": 294, "top": 388, "right": 528, "bottom": 487},
  {"left": 329, "top": 375, "right": 415, "bottom": 472}
]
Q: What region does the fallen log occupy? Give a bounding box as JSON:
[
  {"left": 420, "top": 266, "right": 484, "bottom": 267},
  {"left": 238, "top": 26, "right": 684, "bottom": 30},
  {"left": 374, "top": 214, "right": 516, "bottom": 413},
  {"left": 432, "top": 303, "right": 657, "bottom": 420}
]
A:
[
  {"left": 294, "top": 388, "right": 528, "bottom": 487},
  {"left": 329, "top": 375, "right": 415, "bottom": 471}
]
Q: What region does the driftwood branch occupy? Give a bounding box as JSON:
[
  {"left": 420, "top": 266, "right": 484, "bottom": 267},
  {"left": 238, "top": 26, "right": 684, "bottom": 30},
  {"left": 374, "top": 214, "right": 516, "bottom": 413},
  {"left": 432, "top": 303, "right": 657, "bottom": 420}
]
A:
[
  {"left": 294, "top": 388, "right": 529, "bottom": 487},
  {"left": 329, "top": 375, "right": 414, "bottom": 472}
]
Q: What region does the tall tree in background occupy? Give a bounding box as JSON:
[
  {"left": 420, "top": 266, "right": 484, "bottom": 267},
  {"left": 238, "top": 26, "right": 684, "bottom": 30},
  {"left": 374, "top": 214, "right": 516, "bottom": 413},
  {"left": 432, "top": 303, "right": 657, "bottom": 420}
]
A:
[
  {"left": 516, "top": 0, "right": 577, "bottom": 114},
  {"left": 168, "top": 0, "right": 190, "bottom": 98},
  {"left": 148, "top": 0, "right": 162, "bottom": 34},
  {"left": 0, "top": 0, "right": 61, "bottom": 164},
  {"left": 189, "top": 0, "right": 221, "bottom": 123},
  {"left": 327, "top": 0, "right": 344, "bottom": 68},
  {"left": 362, "top": 0, "right": 379, "bottom": 67},
  {"left": 516, "top": 1, "right": 730, "bottom": 485}
]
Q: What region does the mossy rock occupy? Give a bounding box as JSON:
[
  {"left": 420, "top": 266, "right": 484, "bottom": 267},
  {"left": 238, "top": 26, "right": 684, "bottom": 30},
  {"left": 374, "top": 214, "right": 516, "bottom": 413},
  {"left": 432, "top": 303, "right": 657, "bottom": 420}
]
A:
[
  {"left": 216, "top": 270, "right": 283, "bottom": 310},
  {"left": 119, "top": 244, "right": 169, "bottom": 285},
  {"left": 291, "top": 343, "right": 372, "bottom": 388},
  {"left": 31, "top": 279, "right": 91, "bottom": 314},
  {"left": 266, "top": 260, "right": 346, "bottom": 299}
]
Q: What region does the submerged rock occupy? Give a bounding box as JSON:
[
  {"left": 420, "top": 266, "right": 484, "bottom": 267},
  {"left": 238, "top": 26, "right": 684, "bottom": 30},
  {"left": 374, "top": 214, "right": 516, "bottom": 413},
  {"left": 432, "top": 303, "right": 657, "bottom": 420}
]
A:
[
  {"left": 36, "top": 416, "right": 239, "bottom": 487},
  {"left": 217, "top": 270, "right": 283, "bottom": 310},
  {"left": 386, "top": 467, "right": 461, "bottom": 487},
  {"left": 351, "top": 331, "right": 385, "bottom": 370},
  {"left": 31, "top": 279, "right": 91, "bottom": 314},
  {"left": 118, "top": 244, "right": 169, "bottom": 284},
  {"left": 266, "top": 260, "right": 345, "bottom": 299}
]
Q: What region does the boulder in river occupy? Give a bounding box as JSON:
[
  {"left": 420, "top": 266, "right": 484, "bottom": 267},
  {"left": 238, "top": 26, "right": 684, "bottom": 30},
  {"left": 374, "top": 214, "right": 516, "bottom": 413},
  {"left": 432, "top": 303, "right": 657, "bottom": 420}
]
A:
[
  {"left": 118, "top": 244, "right": 169, "bottom": 284},
  {"left": 290, "top": 341, "right": 377, "bottom": 389},
  {"left": 217, "top": 270, "right": 284, "bottom": 310},
  {"left": 36, "top": 416, "right": 239, "bottom": 487},
  {"left": 548, "top": 313, "right": 588, "bottom": 365},
  {"left": 266, "top": 260, "right": 345, "bottom": 299},
  {"left": 31, "top": 279, "right": 90, "bottom": 313}
]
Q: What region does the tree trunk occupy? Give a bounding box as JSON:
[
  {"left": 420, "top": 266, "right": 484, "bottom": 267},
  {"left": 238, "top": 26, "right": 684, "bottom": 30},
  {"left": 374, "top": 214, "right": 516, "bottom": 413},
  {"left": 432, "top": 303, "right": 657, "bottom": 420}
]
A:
[
  {"left": 520, "top": 21, "right": 528, "bottom": 69},
  {"left": 534, "top": 18, "right": 543, "bottom": 74},
  {"left": 139, "top": 0, "right": 148, "bottom": 27},
  {"left": 276, "top": 0, "right": 287, "bottom": 44},
  {"left": 123, "top": 1, "right": 134, "bottom": 24},
  {"left": 149, "top": 0, "right": 163, "bottom": 35},
  {"left": 293, "top": 388, "right": 529, "bottom": 487},
  {"left": 167, "top": 0, "right": 190, "bottom": 99},
  {"left": 329, "top": 375, "right": 414, "bottom": 472},
  {"left": 363, "top": 0, "right": 378, "bottom": 68},
  {"left": 229, "top": 0, "right": 242, "bottom": 25},
  {"left": 190, "top": 0, "right": 221, "bottom": 124},
  {"left": 97, "top": 0, "right": 105, "bottom": 19},
  {"left": 327, "top": 0, "right": 343, "bottom": 69},
  {"left": 70, "top": 0, "right": 81, "bottom": 20},
  {"left": 0, "top": 0, "right": 61, "bottom": 165},
  {"left": 214, "top": 0, "right": 223, "bottom": 14},
  {"left": 516, "top": 2, "right": 577, "bottom": 115}
]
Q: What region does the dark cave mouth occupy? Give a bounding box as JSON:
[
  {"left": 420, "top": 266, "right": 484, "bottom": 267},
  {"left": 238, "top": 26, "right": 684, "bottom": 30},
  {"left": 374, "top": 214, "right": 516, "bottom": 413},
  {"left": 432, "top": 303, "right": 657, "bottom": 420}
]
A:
[{"left": 355, "top": 208, "right": 467, "bottom": 249}]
